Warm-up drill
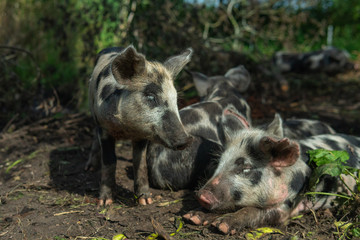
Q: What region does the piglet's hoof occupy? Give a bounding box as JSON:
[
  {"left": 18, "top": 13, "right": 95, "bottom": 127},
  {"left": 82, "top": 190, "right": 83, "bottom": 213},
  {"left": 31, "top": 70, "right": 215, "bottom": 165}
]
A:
[
  {"left": 136, "top": 192, "right": 153, "bottom": 205},
  {"left": 212, "top": 220, "right": 236, "bottom": 235},
  {"left": 211, "top": 215, "right": 239, "bottom": 235},
  {"left": 183, "top": 212, "right": 203, "bottom": 225},
  {"left": 138, "top": 196, "right": 153, "bottom": 205},
  {"left": 98, "top": 198, "right": 113, "bottom": 206},
  {"left": 183, "top": 209, "right": 218, "bottom": 226}
]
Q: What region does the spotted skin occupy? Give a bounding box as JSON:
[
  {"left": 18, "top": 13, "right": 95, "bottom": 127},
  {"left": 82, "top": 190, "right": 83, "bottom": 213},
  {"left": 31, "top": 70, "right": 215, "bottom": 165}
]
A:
[
  {"left": 87, "top": 45, "right": 193, "bottom": 205},
  {"left": 147, "top": 66, "right": 253, "bottom": 190},
  {"left": 144, "top": 66, "right": 342, "bottom": 234},
  {"left": 192, "top": 115, "right": 359, "bottom": 234},
  {"left": 273, "top": 47, "right": 354, "bottom": 74}
]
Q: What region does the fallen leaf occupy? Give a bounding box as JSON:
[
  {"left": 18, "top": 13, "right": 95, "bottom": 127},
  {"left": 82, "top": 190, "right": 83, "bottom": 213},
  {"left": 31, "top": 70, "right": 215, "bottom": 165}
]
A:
[{"left": 246, "top": 227, "right": 283, "bottom": 240}]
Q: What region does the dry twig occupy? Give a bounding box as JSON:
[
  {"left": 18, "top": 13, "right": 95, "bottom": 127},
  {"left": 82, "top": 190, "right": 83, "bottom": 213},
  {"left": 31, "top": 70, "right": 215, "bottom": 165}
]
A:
[{"left": 150, "top": 217, "right": 175, "bottom": 240}]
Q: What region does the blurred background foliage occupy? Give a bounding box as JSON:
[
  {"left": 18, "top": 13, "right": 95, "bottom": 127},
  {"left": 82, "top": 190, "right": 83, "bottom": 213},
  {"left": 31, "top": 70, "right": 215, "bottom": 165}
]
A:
[{"left": 0, "top": 0, "right": 359, "bottom": 130}]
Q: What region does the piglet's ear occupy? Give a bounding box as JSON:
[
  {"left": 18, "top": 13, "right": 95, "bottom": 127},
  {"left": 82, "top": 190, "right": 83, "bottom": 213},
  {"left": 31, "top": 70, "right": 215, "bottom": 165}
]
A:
[
  {"left": 265, "top": 113, "right": 284, "bottom": 138},
  {"left": 259, "top": 136, "right": 300, "bottom": 167},
  {"left": 112, "top": 45, "right": 146, "bottom": 84},
  {"left": 164, "top": 48, "right": 193, "bottom": 78},
  {"left": 224, "top": 65, "right": 251, "bottom": 92},
  {"left": 191, "top": 71, "right": 212, "bottom": 97},
  {"left": 220, "top": 108, "right": 250, "bottom": 144}
]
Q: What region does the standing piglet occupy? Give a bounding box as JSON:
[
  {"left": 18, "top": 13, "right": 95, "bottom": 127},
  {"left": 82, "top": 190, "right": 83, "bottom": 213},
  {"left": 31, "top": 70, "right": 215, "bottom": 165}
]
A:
[
  {"left": 87, "top": 46, "right": 193, "bottom": 205},
  {"left": 185, "top": 114, "right": 359, "bottom": 234}
]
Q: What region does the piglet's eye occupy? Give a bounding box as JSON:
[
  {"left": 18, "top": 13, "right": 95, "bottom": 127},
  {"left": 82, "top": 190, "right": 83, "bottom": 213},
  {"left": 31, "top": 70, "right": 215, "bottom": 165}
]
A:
[
  {"left": 242, "top": 164, "right": 253, "bottom": 174},
  {"left": 145, "top": 93, "right": 158, "bottom": 105},
  {"left": 235, "top": 164, "right": 252, "bottom": 175},
  {"left": 243, "top": 168, "right": 251, "bottom": 174},
  {"left": 147, "top": 95, "right": 155, "bottom": 101}
]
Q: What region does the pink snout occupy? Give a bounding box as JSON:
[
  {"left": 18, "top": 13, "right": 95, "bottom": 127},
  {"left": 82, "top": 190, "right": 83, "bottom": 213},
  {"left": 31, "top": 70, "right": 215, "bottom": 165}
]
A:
[{"left": 197, "top": 189, "right": 219, "bottom": 210}]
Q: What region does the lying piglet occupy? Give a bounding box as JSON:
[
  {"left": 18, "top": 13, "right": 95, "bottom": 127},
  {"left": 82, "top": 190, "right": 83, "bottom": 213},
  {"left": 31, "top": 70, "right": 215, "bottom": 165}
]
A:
[{"left": 185, "top": 114, "right": 359, "bottom": 234}]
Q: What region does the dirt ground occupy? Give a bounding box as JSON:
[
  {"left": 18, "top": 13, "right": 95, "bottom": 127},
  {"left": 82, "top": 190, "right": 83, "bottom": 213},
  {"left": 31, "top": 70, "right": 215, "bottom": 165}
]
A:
[{"left": 1, "top": 67, "right": 360, "bottom": 239}]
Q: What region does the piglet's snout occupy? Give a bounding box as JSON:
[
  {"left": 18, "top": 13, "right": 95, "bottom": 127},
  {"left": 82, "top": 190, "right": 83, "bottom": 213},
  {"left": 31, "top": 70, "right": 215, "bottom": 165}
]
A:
[
  {"left": 197, "top": 189, "right": 218, "bottom": 210},
  {"left": 160, "top": 110, "right": 193, "bottom": 150}
]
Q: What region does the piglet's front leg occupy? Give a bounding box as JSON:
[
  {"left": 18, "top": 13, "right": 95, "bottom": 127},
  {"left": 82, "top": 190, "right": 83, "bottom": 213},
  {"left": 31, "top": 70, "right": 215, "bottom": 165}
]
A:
[
  {"left": 211, "top": 207, "right": 285, "bottom": 235},
  {"left": 185, "top": 206, "right": 286, "bottom": 235},
  {"left": 132, "top": 140, "right": 153, "bottom": 205},
  {"left": 99, "top": 129, "right": 117, "bottom": 206},
  {"left": 183, "top": 208, "right": 220, "bottom": 226}
]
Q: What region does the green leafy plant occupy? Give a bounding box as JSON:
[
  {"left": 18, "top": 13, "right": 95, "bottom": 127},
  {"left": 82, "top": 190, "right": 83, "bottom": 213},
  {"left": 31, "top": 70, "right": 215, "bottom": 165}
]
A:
[
  {"left": 307, "top": 149, "right": 359, "bottom": 196},
  {"left": 305, "top": 149, "right": 360, "bottom": 239}
]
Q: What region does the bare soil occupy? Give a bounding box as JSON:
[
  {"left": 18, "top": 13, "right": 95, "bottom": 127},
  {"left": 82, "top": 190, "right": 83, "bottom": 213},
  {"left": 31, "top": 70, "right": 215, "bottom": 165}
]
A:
[{"left": 1, "top": 67, "right": 360, "bottom": 239}]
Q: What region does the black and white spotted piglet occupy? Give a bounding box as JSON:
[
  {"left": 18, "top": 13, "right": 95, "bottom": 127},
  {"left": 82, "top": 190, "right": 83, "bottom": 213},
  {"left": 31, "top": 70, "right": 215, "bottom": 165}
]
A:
[
  {"left": 273, "top": 47, "right": 354, "bottom": 74},
  {"left": 146, "top": 65, "right": 335, "bottom": 191},
  {"left": 185, "top": 114, "right": 359, "bottom": 234},
  {"left": 87, "top": 45, "right": 193, "bottom": 205},
  {"left": 147, "top": 66, "right": 252, "bottom": 190},
  {"left": 281, "top": 117, "right": 335, "bottom": 139}
]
